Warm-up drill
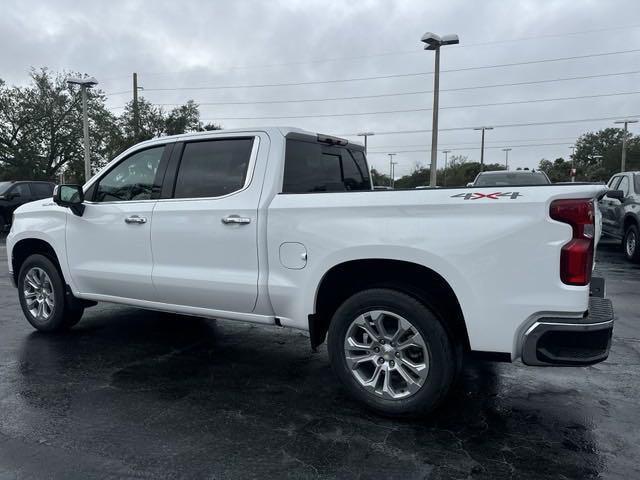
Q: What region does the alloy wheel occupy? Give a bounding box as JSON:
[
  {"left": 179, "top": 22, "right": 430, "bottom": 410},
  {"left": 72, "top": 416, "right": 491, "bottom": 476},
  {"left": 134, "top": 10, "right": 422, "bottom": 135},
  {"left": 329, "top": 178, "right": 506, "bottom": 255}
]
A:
[
  {"left": 23, "top": 267, "right": 55, "bottom": 320},
  {"left": 343, "top": 310, "right": 430, "bottom": 400}
]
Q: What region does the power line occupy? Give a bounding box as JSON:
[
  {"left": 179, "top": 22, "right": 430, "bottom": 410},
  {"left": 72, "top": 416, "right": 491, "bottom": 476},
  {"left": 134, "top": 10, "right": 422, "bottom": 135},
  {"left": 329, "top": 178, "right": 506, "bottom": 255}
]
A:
[
  {"left": 100, "top": 23, "right": 640, "bottom": 79},
  {"left": 368, "top": 141, "right": 577, "bottom": 154},
  {"left": 145, "top": 70, "right": 640, "bottom": 106},
  {"left": 200, "top": 90, "right": 640, "bottom": 121},
  {"left": 339, "top": 113, "right": 640, "bottom": 137},
  {"left": 367, "top": 136, "right": 579, "bottom": 150},
  {"left": 105, "top": 48, "right": 640, "bottom": 95}
]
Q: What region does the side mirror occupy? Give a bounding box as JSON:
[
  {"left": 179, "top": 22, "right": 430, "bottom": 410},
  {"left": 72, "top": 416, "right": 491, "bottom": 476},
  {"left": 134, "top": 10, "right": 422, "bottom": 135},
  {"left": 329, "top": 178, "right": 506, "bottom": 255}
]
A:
[
  {"left": 466, "top": 182, "right": 474, "bottom": 187},
  {"left": 53, "top": 184, "right": 85, "bottom": 216},
  {"left": 2, "top": 192, "right": 19, "bottom": 201},
  {"left": 605, "top": 189, "right": 624, "bottom": 200}
]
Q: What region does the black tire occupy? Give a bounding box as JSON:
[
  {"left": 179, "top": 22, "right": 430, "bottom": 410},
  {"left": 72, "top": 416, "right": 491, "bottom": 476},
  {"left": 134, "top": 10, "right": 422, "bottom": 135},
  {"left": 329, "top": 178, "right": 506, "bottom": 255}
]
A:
[
  {"left": 17, "top": 254, "right": 84, "bottom": 332},
  {"left": 623, "top": 224, "right": 640, "bottom": 263},
  {"left": 327, "top": 288, "right": 458, "bottom": 417}
]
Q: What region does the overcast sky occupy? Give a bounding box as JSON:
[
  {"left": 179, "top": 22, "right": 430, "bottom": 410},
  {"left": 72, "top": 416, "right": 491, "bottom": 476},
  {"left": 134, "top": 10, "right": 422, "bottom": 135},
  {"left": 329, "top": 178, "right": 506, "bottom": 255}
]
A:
[{"left": 2, "top": 0, "right": 640, "bottom": 177}]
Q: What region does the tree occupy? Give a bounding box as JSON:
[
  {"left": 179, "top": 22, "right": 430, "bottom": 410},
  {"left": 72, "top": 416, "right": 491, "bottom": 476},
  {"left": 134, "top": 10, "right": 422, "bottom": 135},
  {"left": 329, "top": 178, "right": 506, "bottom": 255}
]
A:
[
  {"left": 0, "top": 69, "right": 117, "bottom": 181},
  {"left": 0, "top": 69, "right": 225, "bottom": 182},
  {"left": 538, "top": 157, "right": 572, "bottom": 182},
  {"left": 370, "top": 168, "right": 390, "bottom": 187},
  {"left": 164, "top": 100, "right": 202, "bottom": 136}
]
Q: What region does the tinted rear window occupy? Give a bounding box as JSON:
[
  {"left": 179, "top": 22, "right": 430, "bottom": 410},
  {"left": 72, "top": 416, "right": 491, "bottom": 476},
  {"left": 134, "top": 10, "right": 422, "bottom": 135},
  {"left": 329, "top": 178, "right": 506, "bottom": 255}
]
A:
[
  {"left": 634, "top": 174, "right": 640, "bottom": 194},
  {"left": 174, "top": 138, "right": 254, "bottom": 199},
  {"left": 283, "top": 139, "right": 370, "bottom": 193},
  {"left": 475, "top": 172, "right": 549, "bottom": 186}
]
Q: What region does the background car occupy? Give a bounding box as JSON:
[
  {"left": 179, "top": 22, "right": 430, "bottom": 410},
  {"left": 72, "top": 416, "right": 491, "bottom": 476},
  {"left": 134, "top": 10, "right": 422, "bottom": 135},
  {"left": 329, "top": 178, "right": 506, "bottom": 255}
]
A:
[
  {"left": 469, "top": 170, "right": 551, "bottom": 187},
  {"left": 599, "top": 172, "right": 640, "bottom": 263},
  {"left": 0, "top": 181, "right": 55, "bottom": 231}
]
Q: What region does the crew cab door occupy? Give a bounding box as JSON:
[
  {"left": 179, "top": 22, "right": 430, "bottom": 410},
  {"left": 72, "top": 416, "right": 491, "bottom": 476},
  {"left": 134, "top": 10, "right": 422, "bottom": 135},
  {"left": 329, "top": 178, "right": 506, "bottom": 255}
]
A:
[
  {"left": 600, "top": 175, "right": 622, "bottom": 236},
  {"left": 151, "top": 135, "right": 261, "bottom": 313},
  {"left": 66, "top": 145, "right": 170, "bottom": 300},
  {"left": 3, "top": 183, "right": 32, "bottom": 218}
]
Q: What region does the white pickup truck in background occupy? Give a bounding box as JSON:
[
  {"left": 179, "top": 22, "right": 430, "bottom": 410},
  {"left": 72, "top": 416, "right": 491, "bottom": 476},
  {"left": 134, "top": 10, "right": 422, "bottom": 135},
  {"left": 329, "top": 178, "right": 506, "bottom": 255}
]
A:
[{"left": 6, "top": 127, "right": 614, "bottom": 416}]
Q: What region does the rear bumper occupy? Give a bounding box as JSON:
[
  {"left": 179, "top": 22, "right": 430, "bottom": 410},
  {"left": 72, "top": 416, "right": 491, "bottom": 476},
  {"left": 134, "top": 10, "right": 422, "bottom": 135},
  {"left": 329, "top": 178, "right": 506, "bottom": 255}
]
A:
[{"left": 521, "top": 296, "right": 614, "bottom": 366}]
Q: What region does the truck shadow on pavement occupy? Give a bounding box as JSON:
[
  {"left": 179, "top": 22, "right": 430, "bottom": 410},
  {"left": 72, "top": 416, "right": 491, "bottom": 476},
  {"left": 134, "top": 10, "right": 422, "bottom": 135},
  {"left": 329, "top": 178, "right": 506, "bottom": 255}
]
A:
[{"left": 11, "top": 305, "right": 604, "bottom": 479}]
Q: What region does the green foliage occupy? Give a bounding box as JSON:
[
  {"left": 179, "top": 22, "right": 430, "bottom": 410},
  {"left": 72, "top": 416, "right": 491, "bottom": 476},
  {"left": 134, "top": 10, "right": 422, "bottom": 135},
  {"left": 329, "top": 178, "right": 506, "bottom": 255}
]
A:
[
  {"left": 538, "top": 157, "right": 571, "bottom": 182},
  {"left": 0, "top": 69, "right": 223, "bottom": 182},
  {"left": 370, "top": 168, "right": 391, "bottom": 187},
  {"left": 390, "top": 155, "right": 506, "bottom": 188},
  {"left": 538, "top": 128, "right": 640, "bottom": 183}
]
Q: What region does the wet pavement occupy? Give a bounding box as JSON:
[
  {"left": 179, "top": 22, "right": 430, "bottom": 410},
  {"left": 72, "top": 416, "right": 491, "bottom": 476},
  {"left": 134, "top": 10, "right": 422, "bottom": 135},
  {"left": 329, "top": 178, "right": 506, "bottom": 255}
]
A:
[{"left": 0, "top": 237, "right": 638, "bottom": 479}]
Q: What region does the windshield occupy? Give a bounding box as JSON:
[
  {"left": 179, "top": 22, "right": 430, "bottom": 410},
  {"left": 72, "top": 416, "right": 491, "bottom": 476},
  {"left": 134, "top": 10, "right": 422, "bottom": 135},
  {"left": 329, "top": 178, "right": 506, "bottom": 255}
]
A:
[
  {"left": 475, "top": 172, "right": 549, "bottom": 186},
  {"left": 0, "top": 182, "right": 11, "bottom": 194}
]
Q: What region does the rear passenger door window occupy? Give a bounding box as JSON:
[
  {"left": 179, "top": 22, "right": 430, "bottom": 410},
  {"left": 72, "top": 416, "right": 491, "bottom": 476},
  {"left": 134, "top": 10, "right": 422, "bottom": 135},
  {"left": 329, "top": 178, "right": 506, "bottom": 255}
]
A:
[
  {"left": 173, "top": 138, "right": 254, "bottom": 198},
  {"left": 30, "top": 183, "right": 54, "bottom": 199}
]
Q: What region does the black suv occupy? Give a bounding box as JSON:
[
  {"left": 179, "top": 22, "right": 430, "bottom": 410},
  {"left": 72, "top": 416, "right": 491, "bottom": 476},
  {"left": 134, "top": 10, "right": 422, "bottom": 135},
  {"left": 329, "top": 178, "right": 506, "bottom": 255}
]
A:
[{"left": 0, "top": 181, "right": 55, "bottom": 231}]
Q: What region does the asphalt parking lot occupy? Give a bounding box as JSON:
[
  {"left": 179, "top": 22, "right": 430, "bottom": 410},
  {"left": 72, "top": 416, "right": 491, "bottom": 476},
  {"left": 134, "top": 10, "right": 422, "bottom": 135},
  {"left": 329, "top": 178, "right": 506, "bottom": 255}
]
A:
[{"left": 0, "top": 237, "right": 638, "bottom": 480}]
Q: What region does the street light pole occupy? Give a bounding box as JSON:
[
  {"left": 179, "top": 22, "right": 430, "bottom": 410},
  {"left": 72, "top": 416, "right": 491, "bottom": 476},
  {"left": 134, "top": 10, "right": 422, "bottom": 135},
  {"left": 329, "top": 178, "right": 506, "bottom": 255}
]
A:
[
  {"left": 357, "top": 132, "right": 375, "bottom": 156},
  {"left": 502, "top": 148, "right": 512, "bottom": 170},
  {"left": 429, "top": 46, "right": 440, "bottom": 188},
  {"left": 67, "top": 76, "right": 98, "bottom": 182},
  {"left": 614, "top": 119, "right": 638, "bottom": 172},
  {"left": 388, "top": 153, "right": 396, "bottom": 188},
  {"left": 391, "top": 161, "right": 398, "bottom": 188},
  {"left": 421, "top": 32, "right": 459, "bottom": 188},
  {"left": 81, "top": 86, "right": 91, "bottom": 182},
  {"left": 474, "top": 126, "right": 493, "bottom": 171},
  {"left": 442, "top": 149, "right": 451, "bottom": 186},
  {"left": 569, "top": 145, "right": 576, "bottom": 182}
]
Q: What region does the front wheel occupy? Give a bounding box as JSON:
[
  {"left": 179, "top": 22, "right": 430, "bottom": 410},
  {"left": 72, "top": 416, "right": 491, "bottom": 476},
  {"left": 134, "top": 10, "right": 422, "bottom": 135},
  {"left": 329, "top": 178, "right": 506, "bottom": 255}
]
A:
[
  {"left": 327, "top": 288, "right": 458, "bottom": 417},
  {"left": 623, "top": 224, "right": 640, "bottom": 263},
  {"left": 18, "top": 254, "right": 84, "bottom": 332}
]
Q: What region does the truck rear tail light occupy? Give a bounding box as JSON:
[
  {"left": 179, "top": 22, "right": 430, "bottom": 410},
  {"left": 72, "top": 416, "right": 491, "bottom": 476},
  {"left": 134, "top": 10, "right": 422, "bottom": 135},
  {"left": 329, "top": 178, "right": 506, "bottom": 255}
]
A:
[{"left": 549, "top": 199, "right": 594, "bottom": 286}]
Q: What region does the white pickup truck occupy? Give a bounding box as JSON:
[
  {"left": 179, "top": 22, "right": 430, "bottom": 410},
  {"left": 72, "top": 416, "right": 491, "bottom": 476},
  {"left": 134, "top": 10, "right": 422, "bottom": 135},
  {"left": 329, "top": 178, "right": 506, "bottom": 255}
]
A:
[{"left": 6, "top": 127, "right": 614, "bottom": 416}]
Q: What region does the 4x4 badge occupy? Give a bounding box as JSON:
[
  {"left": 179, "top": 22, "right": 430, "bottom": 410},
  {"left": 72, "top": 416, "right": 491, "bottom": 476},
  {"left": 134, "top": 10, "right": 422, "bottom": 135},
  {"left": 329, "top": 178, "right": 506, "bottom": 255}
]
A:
[{"left": 450, "top": 192, "right": 523, "bottom": 200}]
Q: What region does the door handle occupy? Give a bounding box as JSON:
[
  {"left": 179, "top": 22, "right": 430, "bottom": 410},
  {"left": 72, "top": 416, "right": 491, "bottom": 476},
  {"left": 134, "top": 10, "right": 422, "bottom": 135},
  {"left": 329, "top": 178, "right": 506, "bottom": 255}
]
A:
[
  {"left": 124, "top": 215, "right": 147, "bottom": 225},
  {"left": 221, "top": 215, "right": 251, "bottom": 225}
]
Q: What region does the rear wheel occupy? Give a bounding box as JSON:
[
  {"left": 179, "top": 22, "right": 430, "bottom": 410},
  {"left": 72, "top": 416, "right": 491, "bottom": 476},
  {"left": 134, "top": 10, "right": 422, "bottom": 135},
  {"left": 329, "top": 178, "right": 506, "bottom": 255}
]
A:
[
  {"left": 327, "top": 288, "right": 458, "bottom": 417},
  {"left": 18, "top": 254, "right": 84, "bottom": 332},
  {"left": 623, "top": 224, "right": 640, "bottom": 263}
]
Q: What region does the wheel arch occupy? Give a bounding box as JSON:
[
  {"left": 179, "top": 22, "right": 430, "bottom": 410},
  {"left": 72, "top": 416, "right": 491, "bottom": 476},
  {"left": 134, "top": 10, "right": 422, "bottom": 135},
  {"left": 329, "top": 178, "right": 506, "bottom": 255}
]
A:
[
  {"left": 623, "top": 213, "right": 639, "bottom": 231},
  {"left": 310, "top": 258, "right": 469, "bottom": 351},
  {"left": 11, "top": 237, "right": 64, "bottom": 286}
]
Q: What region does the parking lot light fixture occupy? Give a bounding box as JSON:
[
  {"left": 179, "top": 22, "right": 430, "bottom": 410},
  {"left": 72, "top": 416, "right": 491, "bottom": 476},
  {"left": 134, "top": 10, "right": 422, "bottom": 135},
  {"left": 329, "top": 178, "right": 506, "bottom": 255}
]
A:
[
  {"left": 67, "top": 76, "right": 99, "bottom": 182},
  {"left": 502, "top": 148, "right": 512, "bottom": 170},
  {"left": 421, "top": 32, "right": 459, "bottom": 187},
  {"left": 357, "top": 132, "right": 375, "bottom": 155},
  {"left": 442, "top": 149, "right": 451, "bottom": 186},
  {"left": 473, "top": 127, "right": 494, "bottom": 171},
  {"left": 614, "top": 119, "right": 638, "bottom": 172}
]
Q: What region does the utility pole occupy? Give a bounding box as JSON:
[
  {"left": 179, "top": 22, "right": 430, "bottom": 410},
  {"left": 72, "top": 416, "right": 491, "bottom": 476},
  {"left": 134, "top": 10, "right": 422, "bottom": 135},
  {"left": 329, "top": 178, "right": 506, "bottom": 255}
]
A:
[
  {"left": 502, "top": 148, "right": 512, "bottom": 170},
  {"left": 388, "top": 153, "right": 396, "bottom": 188},
  {"left": 614, "top": 119, "right": 638, "bottom": 172},
  {"left": 442, "top": 149, "right": 451, "bottom": 186},
  {"left": 421, "top": 32, "right": 459, "bottom": 187},
  {"left": 474, "top": 126, "right": 493, "bottom": 171},
  {"left": 357, "top": 132, "right": 375, "bottom": 156},
  {"left": 133, "top": 72, "right": 139, "bottom": 142}
]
